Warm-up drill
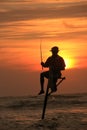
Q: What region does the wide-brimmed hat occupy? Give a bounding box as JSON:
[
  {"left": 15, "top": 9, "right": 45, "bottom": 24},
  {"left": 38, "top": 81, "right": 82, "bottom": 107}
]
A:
[{"left": 50, "top": 46, "right": 59, "bottom": 52}]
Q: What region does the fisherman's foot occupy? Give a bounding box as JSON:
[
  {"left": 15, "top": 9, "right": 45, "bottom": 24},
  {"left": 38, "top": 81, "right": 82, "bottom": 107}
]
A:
[
  {"left": 48, "top": 88, "right": 57, "bottom": 96},
  {"left": 51, "top": 87, "right": 57, "bottom": 93},
  {"left": 38, "top": 90, "right": 44, "bottom": 95}
]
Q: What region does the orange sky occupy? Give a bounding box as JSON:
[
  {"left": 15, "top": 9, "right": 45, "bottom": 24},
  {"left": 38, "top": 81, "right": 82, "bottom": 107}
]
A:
[{"left": 0, "top": 0, "right": 87, "bottom": 96}]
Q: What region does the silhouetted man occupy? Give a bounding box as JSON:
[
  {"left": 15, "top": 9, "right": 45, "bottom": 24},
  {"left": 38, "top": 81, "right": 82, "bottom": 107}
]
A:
[{"left": 38, "top": 46, "right": 66, "bottom": 95}]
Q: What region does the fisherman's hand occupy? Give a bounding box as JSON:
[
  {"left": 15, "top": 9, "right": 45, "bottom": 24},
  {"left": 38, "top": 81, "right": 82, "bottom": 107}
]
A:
[{"left": 41, "top": 62, "right": 44, "bottom": 66}]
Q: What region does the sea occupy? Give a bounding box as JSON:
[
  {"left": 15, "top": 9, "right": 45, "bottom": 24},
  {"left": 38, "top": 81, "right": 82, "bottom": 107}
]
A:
[{"left": 0, "top": 93, "right": 87, "bottom": 130}]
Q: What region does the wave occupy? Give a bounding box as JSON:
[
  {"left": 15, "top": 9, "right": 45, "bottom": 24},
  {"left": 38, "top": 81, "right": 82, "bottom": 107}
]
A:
[{"left": 0, "top": 93, "right": 87, "bottom": 109}]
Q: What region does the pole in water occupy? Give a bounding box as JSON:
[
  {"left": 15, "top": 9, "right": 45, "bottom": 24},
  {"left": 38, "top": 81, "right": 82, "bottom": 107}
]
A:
[
  {"left": 41, "top": 77, "right": 66, "bottom": 119},
  {"left": 41, "top": 69, "right": 53, "bottom": 119},
  {"left": 42, "top": 85, "right": 49, "bottom": 119}
]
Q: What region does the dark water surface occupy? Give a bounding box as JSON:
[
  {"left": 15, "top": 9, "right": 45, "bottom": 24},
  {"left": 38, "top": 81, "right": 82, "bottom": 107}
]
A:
[{"left": 0, "top": 93, "right": 87, "bottom": 130}]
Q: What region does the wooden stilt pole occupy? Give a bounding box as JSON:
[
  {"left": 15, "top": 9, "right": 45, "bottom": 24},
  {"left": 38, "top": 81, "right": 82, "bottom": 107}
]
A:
[
  {"left": 41, "top": 84, "right": 49, "bottom": 119},
  {"left": 41, "top": 77, "right": 66, "bottom": 119}
]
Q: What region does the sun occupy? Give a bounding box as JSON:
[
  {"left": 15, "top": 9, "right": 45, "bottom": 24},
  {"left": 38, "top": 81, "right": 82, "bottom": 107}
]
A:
[{"left": 64, "top": 58, "right": 75, "bottom": 69}]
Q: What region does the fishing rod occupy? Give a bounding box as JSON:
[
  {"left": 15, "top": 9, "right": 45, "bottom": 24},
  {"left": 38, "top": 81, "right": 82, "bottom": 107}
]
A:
[{"left": 40, "top": 40, "right": 43, "bottom": 70}]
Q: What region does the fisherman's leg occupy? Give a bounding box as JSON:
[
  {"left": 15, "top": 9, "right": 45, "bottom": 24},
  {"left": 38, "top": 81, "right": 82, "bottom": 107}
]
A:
[
  {"left": 40, "top": 72, "right": 45, "bottom": 91},
  {"left": 38, "top": 71, "right": 49, "bottom": 95},
  {"left": 51, "top": 72, "right": 62, "bottom": 92},
  {"left": 51, "top": 77, "right": 57, "bottom": 92}
]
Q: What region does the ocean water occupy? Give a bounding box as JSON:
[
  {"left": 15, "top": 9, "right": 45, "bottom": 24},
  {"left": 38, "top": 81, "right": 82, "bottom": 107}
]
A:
[{"left": 0, "top": 93, "right": 87, "bottom": 130}]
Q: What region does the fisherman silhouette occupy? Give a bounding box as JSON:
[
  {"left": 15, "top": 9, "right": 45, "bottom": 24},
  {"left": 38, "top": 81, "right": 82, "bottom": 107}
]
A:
[{"left": 38, "top": 46, "right": 66, "bottom": 95}]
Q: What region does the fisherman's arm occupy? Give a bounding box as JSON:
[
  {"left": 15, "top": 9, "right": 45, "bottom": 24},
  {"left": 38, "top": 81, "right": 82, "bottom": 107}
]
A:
[{"left": 41, "top": 57, "right": 50, "bottom": 68}]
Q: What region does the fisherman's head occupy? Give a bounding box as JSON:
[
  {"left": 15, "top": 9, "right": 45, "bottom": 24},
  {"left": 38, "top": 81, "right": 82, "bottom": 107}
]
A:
[{"left": 50, "top": 46, "right": 59, "bottom": 55}]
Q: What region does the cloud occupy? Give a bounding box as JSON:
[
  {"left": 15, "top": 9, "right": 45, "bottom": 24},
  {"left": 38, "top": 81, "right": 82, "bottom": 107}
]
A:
[
  {"left": 0, "top": 1, "right": 87, "bottom": 23},
  {"left": 0, "top": 1, "right": 87, "bottom": 40},
  {"left": 55, "top": 30, "right": 87, "bottom": 40},
  {"left": 0, "top": 0, "right": 29, "bottom": 2},
  {"left": 0, "top": 42, "right": 36, "bottom": 48},
  {"left": 0, "top": 29, "right": 86, "bottom": 40},
  {"left": 62, "top": 21, "right": 87, "bottom": 29}
]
